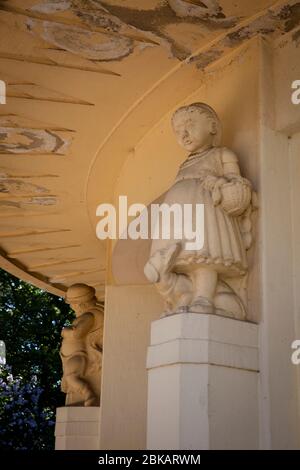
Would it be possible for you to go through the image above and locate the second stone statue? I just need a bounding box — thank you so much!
[60,284,104,406]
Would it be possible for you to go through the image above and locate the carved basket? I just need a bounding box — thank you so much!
[220,180,251,216]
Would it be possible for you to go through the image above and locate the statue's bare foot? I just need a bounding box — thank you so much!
[189,296,215,314]
[175,305,189,313]
[84,396,98,407]
[160,305,190,317]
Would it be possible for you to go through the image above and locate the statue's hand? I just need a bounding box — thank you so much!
[202,175,218,192]
[211,177,227,206]
[61,326,75,338]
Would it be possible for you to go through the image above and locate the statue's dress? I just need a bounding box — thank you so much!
[150,146,248,277]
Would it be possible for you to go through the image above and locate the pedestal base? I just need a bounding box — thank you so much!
[55,407,100,450]
[146,313,259,450]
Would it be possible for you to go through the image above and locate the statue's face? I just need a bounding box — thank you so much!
[172,109,215,152]
[70,300,96,316]
[70,302,82,316]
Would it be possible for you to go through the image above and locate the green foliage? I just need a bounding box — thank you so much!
[0,269,75,449]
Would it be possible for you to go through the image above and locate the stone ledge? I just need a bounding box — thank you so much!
[56,406,100,423]
[147,338,259,371]
[55,407,100,450]
[150,313,258,348]
[55,421,99,437]
[147,313,259,371]
[55,436,99,451]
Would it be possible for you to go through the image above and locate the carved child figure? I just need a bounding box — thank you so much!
[60,284,103,406]
[144,103,256,319]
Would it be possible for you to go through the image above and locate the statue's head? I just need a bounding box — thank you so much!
[65,283,97,316]
[171,102,221,153]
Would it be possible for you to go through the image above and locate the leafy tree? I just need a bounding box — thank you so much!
[0,269,75,449]
[0,365,54,450]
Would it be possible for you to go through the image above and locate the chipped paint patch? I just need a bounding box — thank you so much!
[0,0,235,64]
[292,27,300,45]
[83,0,237,60]
[222,15,277,48]
[0,197,58,208]
[24,196,58,205]
[31,1,72,14]
[189,48,222,69]
[277,2,300,32]
[168,0,236,27]
[188,2,300,70]
[90,0,163,8]
[63,0,225,60]
[75,9,122,32]
[0,179,49,196]
[2,0,300,68]
[29,19,134,61]
[73,4,124,33]
[224,2,300,47]
[0,127,71,154]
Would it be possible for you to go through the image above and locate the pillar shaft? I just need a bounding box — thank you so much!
[146,313,259,450]
[55,407,100,450]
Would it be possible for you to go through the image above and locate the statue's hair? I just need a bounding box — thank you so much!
[171,102,222,146]
[66,283,96,303]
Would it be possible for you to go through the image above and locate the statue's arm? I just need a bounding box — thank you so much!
[61,325,74,338]
[221,148,241,177]
[73,313,94,339]
[203,148,240,193]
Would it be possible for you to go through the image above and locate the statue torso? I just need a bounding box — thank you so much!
[175,147,223,183]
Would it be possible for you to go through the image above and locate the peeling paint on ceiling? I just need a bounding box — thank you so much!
[0,196,58,208]
[292,27,300,45]
[168,0,236,25]
[188,1,300,69]
[42,20,134,61]
[4,0,237,62]
[1,0,300,69]
[24,196,58,205]
[81,0,237,59]
[0,127,72,154]
[0,178,49,195]
[31,1,72,14]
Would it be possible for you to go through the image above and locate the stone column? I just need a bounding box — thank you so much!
[99,284,163,450]
[55,407,100,450]
[146,313,259,450]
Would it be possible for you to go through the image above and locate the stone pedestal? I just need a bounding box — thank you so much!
[146,313,259,450]
[55,407,100,450]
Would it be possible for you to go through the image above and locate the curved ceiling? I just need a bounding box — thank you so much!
[0,0,299,299]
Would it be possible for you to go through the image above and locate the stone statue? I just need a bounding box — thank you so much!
[60,284,104,406]
[144,103,257,320]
